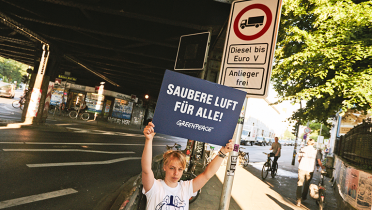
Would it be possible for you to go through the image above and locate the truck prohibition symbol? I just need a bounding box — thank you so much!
[240,16,264,29]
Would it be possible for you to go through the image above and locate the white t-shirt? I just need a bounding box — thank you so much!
[143,179,194,210]
[298,145,317,172]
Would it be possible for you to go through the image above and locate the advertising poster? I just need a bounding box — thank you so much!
[112,99,133,120]
[152,70,246,146]
[104,100,111,117]
[334,157,342,184]
[339,165,348,199]
[346,168,359,205]
[50,86,64,105]
[86,93,104,113]
[357,171,372,209]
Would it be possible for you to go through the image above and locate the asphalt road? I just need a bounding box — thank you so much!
[0,103,187,210]
[0,89,23,122]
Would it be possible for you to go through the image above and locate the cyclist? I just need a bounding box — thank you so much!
[19,89,28,102]
[142,122,233,210]
[78,101,88,114]
[269,137,281,172]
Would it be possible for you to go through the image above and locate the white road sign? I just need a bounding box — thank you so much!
[218,0,283,98]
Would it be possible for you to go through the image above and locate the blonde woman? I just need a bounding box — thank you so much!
[142,122,233,210]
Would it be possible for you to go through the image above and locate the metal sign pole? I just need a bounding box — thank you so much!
[219,96,248,210]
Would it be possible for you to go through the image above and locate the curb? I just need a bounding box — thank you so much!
[109,174,142,210]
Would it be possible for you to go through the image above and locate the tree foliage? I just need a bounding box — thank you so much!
[309,121,331,139]
[272,0,372,125]
[283,128,296,139]
[0,57,28,85]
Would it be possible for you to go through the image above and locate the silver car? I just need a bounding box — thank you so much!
[0,83,16,98]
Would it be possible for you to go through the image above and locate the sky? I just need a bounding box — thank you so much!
[245,83,301,136]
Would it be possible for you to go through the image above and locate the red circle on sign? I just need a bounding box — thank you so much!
[233,4,272,41]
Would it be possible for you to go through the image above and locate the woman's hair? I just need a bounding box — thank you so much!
[163,150,187,169]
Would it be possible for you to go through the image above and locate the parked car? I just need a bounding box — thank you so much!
[0,82,15,98]
[279,139,286,146]
[256,136,266,146]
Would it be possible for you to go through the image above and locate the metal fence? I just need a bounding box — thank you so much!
[335,118,372,167]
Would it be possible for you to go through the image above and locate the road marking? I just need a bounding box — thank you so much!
[0,142,167,146]
[0,188,77,209]
[27,157,142,167]
[3,149,135,154]
[54,123,77,126]
[65,127,164,138]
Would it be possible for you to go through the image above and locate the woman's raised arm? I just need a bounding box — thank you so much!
[142,122,156,193]
[192,140,233,193]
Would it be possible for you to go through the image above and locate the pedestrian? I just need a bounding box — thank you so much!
[141,122,233,210]
[315,149,323,172]
[325,146,329,156]
[296,138,325,206]
[269,137,281,172]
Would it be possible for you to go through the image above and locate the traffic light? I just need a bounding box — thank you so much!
[292,124,298,136]
[21,75,29,83]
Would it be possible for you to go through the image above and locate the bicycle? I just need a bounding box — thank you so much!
[203,145,216,168]
[261,152,278,179]
[317,170,327,210]
[309,169,328,210]
[238,147,249,167]
[166,143,182,151]
[12,97,25,110]
[68,108,90,120]
[48,102,62,116]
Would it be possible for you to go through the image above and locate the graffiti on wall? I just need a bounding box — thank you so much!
[108,117,130,125]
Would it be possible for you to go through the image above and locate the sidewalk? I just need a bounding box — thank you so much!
[189,163,338,210]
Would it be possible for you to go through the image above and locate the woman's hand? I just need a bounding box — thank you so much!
[221,139,233,154]
[143,122,156,140]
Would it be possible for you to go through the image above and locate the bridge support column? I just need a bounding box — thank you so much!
[24,44,50,124]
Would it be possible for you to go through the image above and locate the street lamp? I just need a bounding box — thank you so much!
[145,94,149,100]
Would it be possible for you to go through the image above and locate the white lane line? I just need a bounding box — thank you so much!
[3,149,135,154]
[0,142,166,146]
[0,188,77,209]
[54,123,77,126]
[66,127,152,137]
[27,157,142,167]
[0,142,24,144]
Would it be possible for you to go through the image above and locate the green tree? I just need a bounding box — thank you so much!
[272,0,372,125]
[308,121,331,140]
[0,57,28,85]
[283,128,296,139]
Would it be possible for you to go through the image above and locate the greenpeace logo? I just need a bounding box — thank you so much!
[176,120,214,132]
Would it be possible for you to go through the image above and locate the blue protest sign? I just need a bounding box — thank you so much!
[152,70,246,146]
